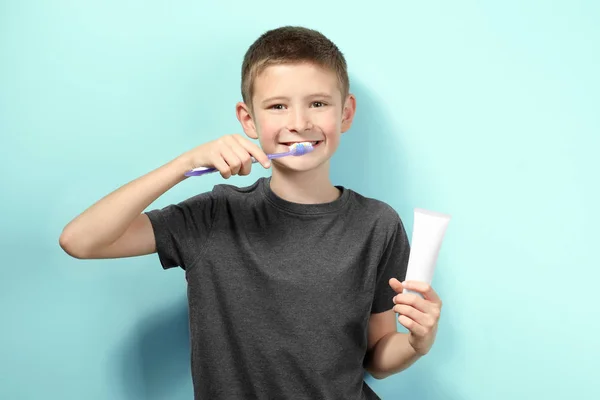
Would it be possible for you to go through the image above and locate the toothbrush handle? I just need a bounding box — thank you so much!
[184,166,220,177]
[184,151,292,177]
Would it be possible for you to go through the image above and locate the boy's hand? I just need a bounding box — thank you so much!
[183,134,271,179]
[389,278,442,356]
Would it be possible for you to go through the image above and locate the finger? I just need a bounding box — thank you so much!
[230,145,253,176]
[396,294,442,323]
[211,145,235,178]
[212,156,232,179]
[220,146,242,176]
[402,281,442,304]
[393,292,430,314]
[236,135,270,168]
[397,315,428,337]
[389,278,404,294]
[393,304,436,329]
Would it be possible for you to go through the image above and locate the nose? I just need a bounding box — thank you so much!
[286,108,313,133]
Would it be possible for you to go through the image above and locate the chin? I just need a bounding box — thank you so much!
[273,157,329,173]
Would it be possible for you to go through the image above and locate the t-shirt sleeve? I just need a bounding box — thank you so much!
[144,189,218,271]
[371,212,410,313]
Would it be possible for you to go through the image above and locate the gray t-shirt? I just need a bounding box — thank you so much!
[145,177,409,399]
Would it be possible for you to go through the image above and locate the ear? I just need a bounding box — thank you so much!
[341,93,357,133]
[236,101,259,139]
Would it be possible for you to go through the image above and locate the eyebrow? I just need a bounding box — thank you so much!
[261,96,288,105]
[261,93,334,105]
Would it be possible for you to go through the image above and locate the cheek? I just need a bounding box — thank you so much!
[317,113,342,137]
[255,117,279,139]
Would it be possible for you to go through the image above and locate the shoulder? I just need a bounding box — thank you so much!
[212,177,262,196]
[347,189,405,230]
[209,177,264,205]
[181,177,263,205]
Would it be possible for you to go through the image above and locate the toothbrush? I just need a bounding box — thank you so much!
[184,141,315,177]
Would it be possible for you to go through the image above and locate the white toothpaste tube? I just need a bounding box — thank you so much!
[403,208,451,296]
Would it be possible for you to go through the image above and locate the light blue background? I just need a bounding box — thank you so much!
[1,1,599,399]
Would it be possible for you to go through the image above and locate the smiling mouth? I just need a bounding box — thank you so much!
[282,140,322,147]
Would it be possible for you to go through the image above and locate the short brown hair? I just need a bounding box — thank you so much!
[241,26,349,107]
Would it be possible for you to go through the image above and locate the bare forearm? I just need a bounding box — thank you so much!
[59,154,191,255]
[365,332,422,379]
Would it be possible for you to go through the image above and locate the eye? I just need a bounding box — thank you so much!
[311,101,326,108]
[270,104,285,110]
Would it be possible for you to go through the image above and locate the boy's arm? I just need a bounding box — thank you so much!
[364,309,421,379]
[365,279,442,379]
[59,134,270,260]
[59,156,190,259]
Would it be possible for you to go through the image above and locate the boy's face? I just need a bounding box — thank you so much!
[236,62,355,173]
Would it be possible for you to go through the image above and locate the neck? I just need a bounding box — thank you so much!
[269,162,340,204]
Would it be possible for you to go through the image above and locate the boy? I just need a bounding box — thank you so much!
[59,26,442,399]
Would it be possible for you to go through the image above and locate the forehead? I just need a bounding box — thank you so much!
[252,62,340,99]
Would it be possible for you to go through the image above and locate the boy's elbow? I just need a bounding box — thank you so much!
[59,229,88,259]
[366,368,390,380]
[364,362,390,380]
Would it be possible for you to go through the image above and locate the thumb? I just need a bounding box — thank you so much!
[389,277,404,294]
